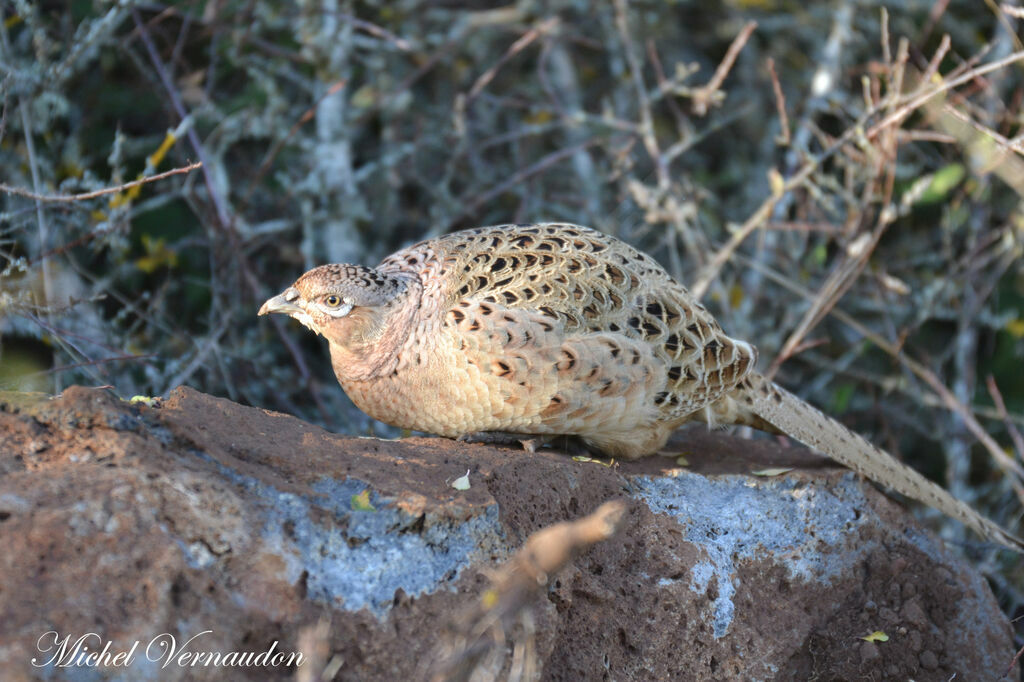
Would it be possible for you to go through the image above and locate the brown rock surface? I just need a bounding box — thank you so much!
[0,385,1017,681]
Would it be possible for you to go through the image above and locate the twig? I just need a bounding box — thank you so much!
[880,9,892,68]
[987,0,1024,54]
[691,153,824,299]
[919,0,952,44]
[163,316,231,392]
[169,11,192,76]
[866,49,1024,139]
[0,75,9,144]
[467,17,559,102]
[326,11,414,51]
[734,251,1024,497]
[131,8,232,229]
[30,228,110,267]
[767,58,790,145]
[430,501,627,682]
[896,129,957,144]
[243,80,347,207]
[614,0,667,189]
[691,20,757,116]
[293,617,342,682]
[1007,642,1024,679]
[1,12,60,386]
[1003,3,1024,19]
[3,354,157,388]
[691,46,1024,299]
[646,39,690,141]
[940,101,1024,156]
[986,376,1024,463]
[767,39,906,377]
[921,34,952,87]
[351,32,466,130]
[131,8,331,422]
[0,162,202,202]
[797,350,1024,429]
[20,312,105,385]
[451,138,599,224]
[765,221,840,233]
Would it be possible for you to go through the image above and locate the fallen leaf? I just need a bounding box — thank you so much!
[350,489,375,511]
[573,456,615,468]
[451,470,471,491]
[751,467,794,477]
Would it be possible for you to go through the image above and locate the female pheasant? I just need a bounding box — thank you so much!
[259,222,1023,551]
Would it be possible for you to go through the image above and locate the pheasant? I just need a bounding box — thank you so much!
[259,222,1023,551]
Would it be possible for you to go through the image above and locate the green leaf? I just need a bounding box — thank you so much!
[811,243,828,267]
[831,383,854,414]
[350,489,375,511]
[916,163,965,205]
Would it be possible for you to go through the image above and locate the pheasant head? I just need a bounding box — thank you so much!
[259,264,419,381]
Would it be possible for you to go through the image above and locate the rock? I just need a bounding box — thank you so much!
[0,385,1017,681]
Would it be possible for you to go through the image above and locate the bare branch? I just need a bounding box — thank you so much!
[691,21,757,116]
[691,46,1024,298]
[0,162,202,202]
[866,49,1024,139]
[986,376,1024,464]
[614,0,667,189]
[767,58,790,145]
[467,17,559,102]
[732,252,1024,498]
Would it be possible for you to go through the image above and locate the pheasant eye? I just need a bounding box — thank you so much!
[325,295,342,307]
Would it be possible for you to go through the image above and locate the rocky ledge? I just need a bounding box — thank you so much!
[0,386,1016,681]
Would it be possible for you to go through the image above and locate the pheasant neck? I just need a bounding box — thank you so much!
[327,273,422,383]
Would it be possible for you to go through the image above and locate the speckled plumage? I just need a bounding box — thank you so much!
[260,223,1022,551]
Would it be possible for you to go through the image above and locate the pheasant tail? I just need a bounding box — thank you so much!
[743,372,1024,553]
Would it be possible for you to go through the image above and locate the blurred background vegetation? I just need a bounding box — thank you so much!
[2,0,1024,644]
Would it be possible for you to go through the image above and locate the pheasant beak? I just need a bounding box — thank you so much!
[258,287,304,317]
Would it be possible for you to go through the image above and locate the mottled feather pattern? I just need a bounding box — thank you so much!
[379,223,757,428]
[262,222,1023,551]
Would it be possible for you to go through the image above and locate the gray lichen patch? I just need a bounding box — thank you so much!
[634,471,876,638]
[182,447,505,618]
[288,478,504,617]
